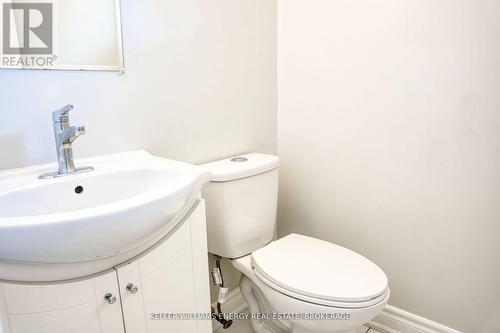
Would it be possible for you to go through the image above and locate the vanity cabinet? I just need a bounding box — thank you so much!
[0,270,124,333]
[0,201,211,333]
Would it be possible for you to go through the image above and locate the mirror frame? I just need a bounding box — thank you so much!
[0,0,125,73]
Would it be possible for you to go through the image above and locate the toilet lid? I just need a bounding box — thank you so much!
[251,234,388,303]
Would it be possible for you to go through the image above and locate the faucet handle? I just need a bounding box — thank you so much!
[52,104,74,123]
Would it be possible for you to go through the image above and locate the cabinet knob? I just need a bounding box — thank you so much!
[104,293,117,304]
[126,283,139,294]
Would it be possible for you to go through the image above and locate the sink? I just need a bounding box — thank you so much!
[0,150,210,282]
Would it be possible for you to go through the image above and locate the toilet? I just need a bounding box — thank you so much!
[201,153,389,333]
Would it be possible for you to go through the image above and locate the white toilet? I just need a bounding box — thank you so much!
[202,153,389,333]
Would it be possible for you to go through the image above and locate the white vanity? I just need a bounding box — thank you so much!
[0,151,213,333]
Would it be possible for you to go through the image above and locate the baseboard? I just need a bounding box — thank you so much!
[212,287,249,331]
[368,305,463,333]
[211,288,463,333]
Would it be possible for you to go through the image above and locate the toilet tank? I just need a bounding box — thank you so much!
[201,153,279,258]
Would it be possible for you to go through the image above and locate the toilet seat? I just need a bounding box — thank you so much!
[253,270,389,308]
[251,234,388,308]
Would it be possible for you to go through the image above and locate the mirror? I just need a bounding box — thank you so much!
[0,0,124,72]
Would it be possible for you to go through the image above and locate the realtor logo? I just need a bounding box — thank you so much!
[2,2,53,55]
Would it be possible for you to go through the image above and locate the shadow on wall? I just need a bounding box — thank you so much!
[0,134,26,170]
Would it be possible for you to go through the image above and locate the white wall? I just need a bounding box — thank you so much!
[0,0,276,170]
[278,1,500,332]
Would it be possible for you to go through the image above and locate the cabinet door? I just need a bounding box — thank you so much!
[117,200,211,333]
[0,270,124,333]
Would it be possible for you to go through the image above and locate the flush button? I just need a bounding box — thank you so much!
[230,157,248,162]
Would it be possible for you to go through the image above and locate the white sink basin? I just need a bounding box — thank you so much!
[0,150,210,282]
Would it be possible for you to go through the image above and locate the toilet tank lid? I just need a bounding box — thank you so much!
[200,153,279,182]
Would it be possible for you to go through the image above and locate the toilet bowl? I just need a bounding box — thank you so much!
[232,234,390,333]
[201,154,389,333]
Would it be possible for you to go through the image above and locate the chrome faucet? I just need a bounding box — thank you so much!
[39,105,94,179]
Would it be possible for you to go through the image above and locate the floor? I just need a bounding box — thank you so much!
[216,319,380,333]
